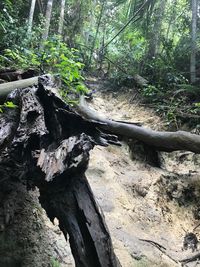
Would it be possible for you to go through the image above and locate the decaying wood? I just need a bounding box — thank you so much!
[132,74,148,87]
[0,68,37,82]
[0,69,23,82]
[39,174,121,267]
[77,96,200,153]
[0,75,121,267]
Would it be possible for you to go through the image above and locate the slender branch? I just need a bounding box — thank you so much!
[87,0,105,67]
[104,0,151,49]
[139,239,179,264]
[180,252,200,264]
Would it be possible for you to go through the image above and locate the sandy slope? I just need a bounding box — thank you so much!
[84,90,200,267]
[39,87,200,267]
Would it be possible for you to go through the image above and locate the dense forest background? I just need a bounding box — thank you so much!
[1,2,200,267]
[0,0,200,129]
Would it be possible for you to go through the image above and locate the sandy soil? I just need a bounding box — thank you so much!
[43,87,200,267]
[84,89,200,267]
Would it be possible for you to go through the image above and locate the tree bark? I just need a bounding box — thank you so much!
[147,0,166,59]
[39,174,121,267]
[0,75,121,267]
[190,0,197,83]
[42,0,54,41]
[58,0,66,35]
[0,76,39,101]
[87,0,105,68]
[37,0,45,14]
[28,0,36,34]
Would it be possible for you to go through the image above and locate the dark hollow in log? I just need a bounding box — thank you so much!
[0,75,121,267]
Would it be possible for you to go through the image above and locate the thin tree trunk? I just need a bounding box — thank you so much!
[37,0,45,14]
[190,0,197,83]
[58,0,66,35]
[87,0,105,68]
[27,0,36,34]
[104,0,151,49]
[147,0,166,59]
[166,0,177,41]
[42,0,54,41]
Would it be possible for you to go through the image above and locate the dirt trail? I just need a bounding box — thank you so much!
[44,83,200,267]
[83,85,200,267]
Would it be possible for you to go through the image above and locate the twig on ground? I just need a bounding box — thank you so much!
[180,252,200,264]
[139,238,179,264]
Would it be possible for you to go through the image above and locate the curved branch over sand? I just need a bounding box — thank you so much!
[76,96,200,153]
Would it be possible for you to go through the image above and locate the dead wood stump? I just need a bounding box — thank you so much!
[0,75,121,267]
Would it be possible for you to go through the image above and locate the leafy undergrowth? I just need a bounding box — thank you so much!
[140,83,200,131]
[0,35,89,105]
[104,75,200,131]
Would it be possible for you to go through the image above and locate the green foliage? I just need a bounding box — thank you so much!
[50,258,61,267]
[0,48,37,69]
[0,35,89,104]
[0,0,40,51]
[0,101,17,113]
[41,36,88,99]
[141,85,159,99]
[191,102,200,115]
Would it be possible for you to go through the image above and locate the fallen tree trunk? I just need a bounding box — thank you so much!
[0,77,200,153]
[0,76,121,267]
[77,97,200,153]
[132,74,148,87]
[0,76,39,99]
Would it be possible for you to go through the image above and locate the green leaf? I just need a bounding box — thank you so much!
[4,101,17,108]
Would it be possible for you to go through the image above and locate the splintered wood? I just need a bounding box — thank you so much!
[0,75,121,267]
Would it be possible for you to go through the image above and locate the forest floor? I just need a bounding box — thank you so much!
[48,78,200,267]
[84,78,200,267]
[3,78,200,267]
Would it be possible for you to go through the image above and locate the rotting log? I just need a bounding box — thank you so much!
[0,75,121,267]
[76,96,200,153]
